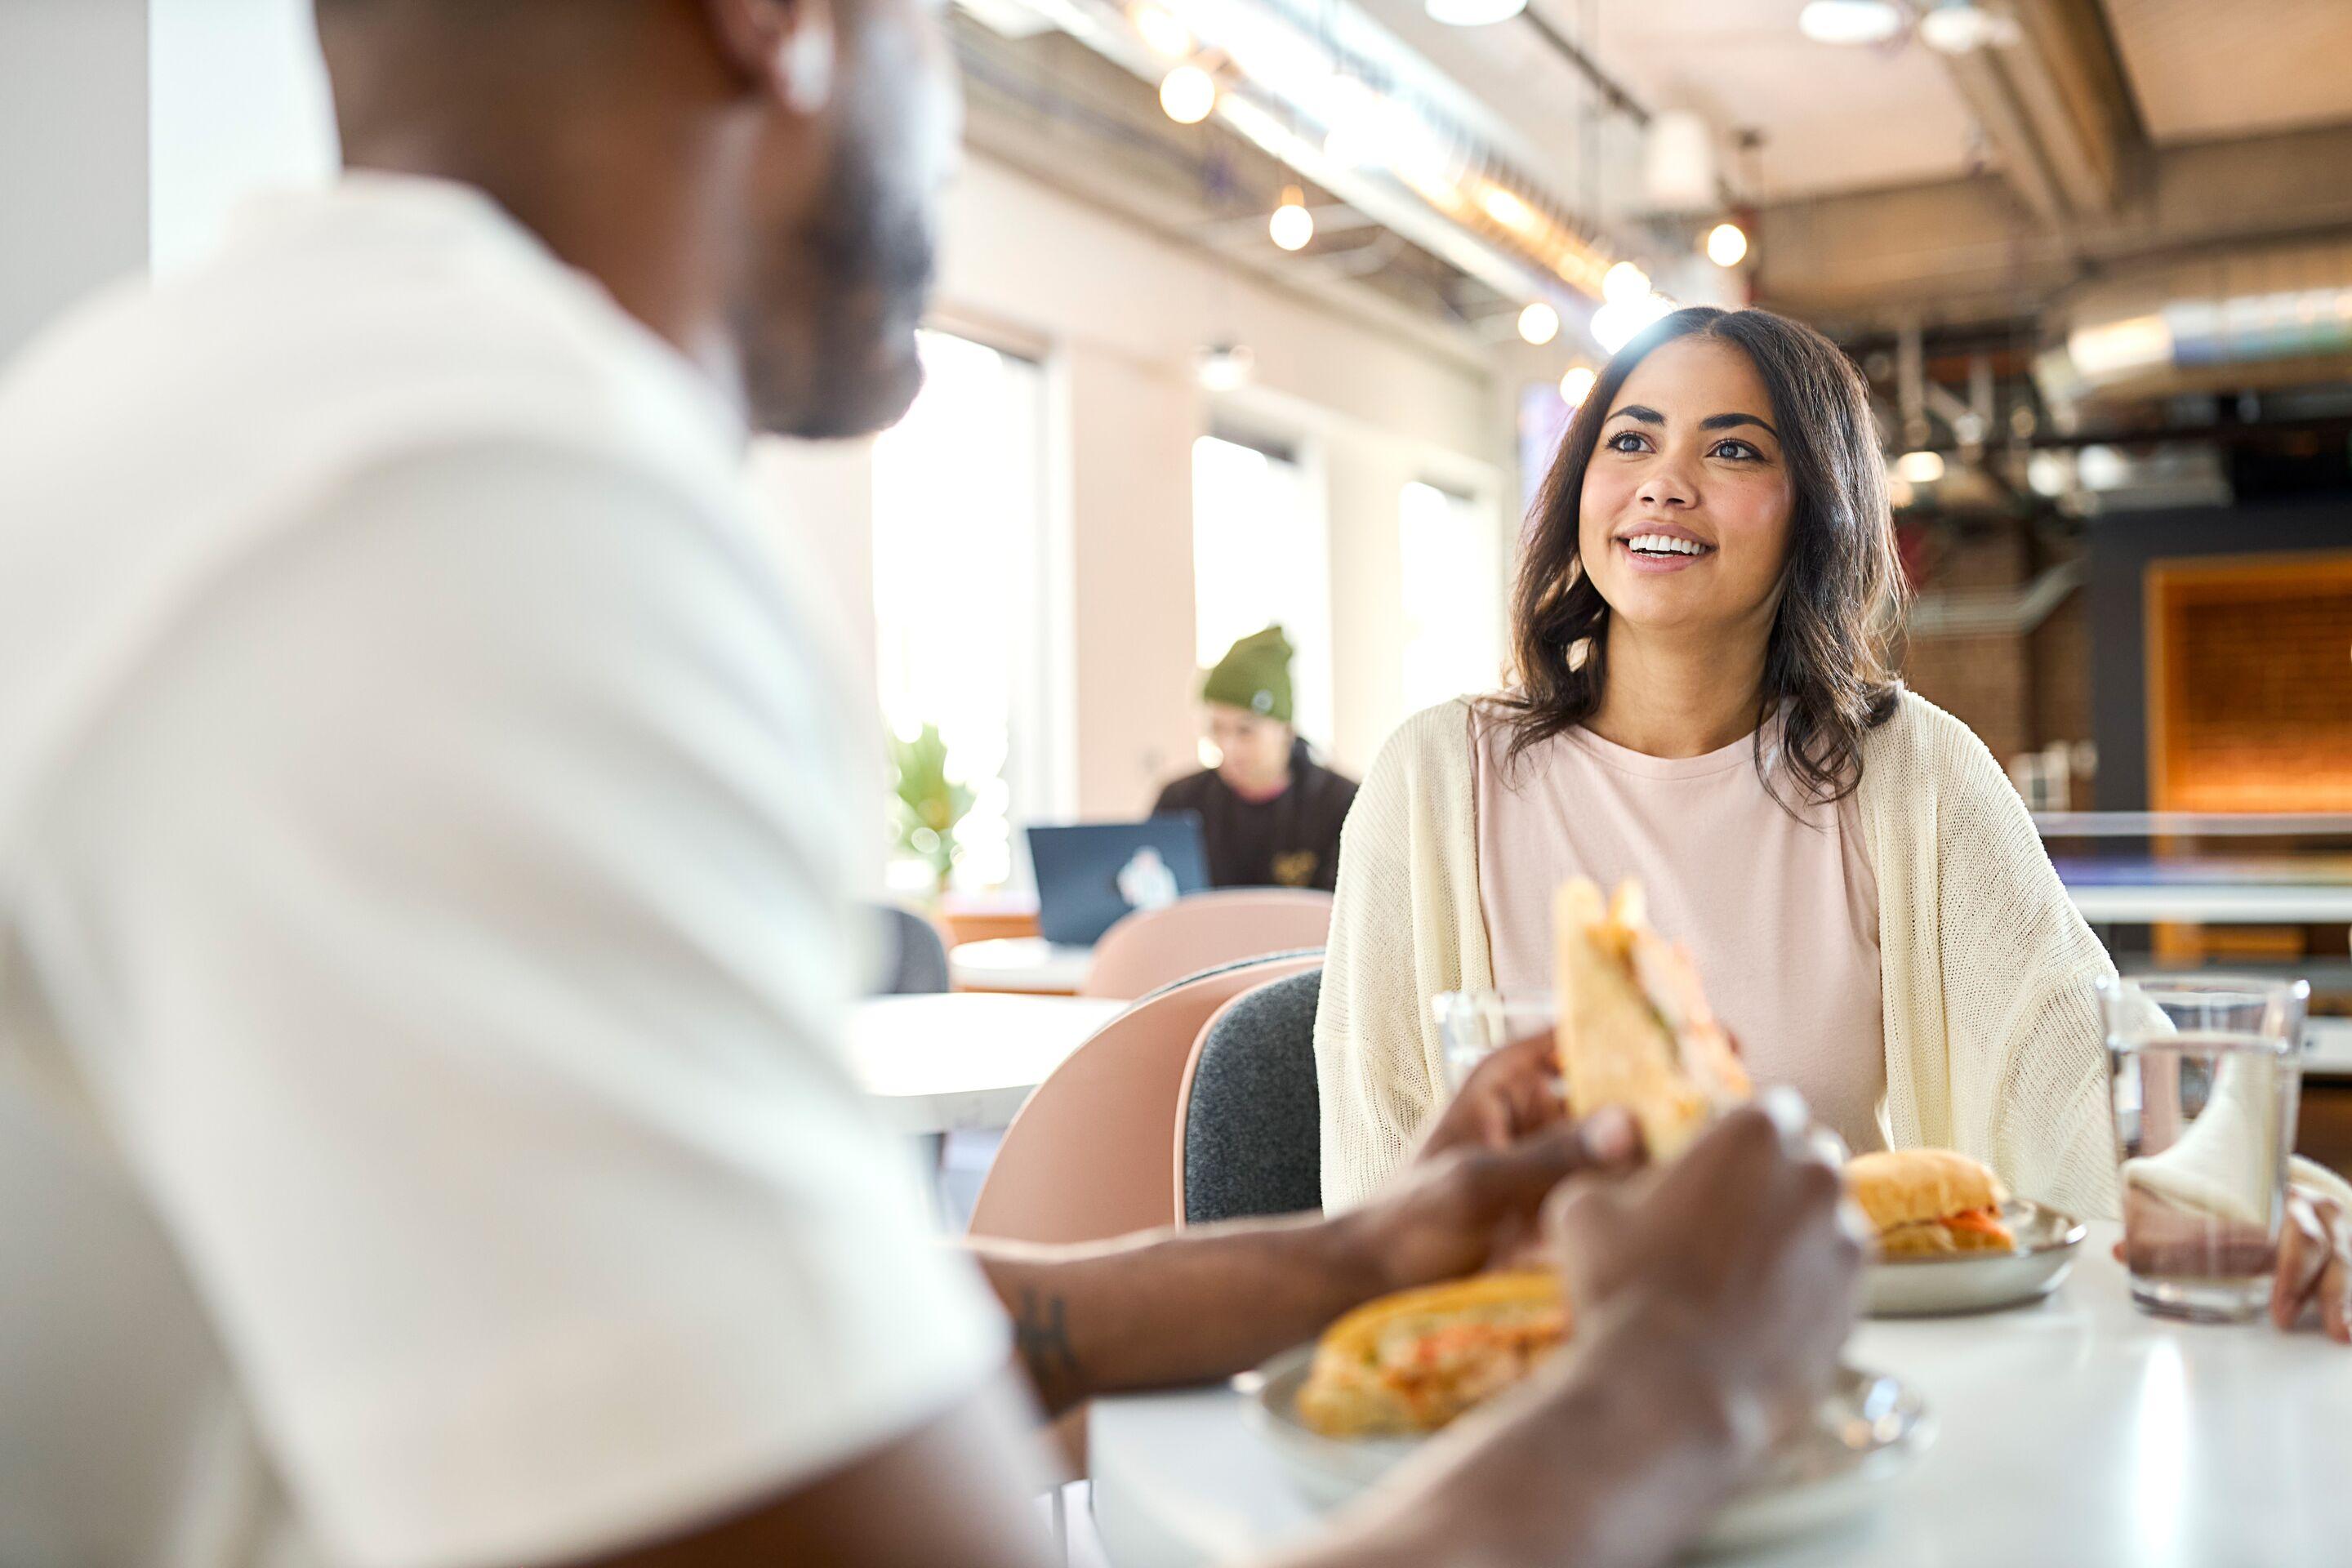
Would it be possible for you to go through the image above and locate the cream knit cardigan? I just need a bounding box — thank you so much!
[1315,691,2352,1221]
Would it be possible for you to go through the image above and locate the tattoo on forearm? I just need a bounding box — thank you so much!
[1013,1288,1085,1412]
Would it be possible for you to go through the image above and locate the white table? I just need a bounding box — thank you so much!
[1090,1223,2352,1568]
[949,937,1096,995]
[847,992,1126,1134]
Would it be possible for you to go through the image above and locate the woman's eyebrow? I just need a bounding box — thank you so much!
[1700,412,1779,437]
[1607,403,1666,424]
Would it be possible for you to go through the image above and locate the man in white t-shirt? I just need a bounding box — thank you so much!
[0,2,1866,1566]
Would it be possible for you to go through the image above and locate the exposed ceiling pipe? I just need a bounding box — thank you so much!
[1895,317,1929,451]
[1517,7,1648,127]
[1909,559,2084,639]
[2046,238,2352,405]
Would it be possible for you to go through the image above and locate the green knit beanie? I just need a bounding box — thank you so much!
[1203,625,1295,724]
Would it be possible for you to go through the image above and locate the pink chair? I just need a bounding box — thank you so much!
[1077,889,1334,1001]
[969,951,1324,1245]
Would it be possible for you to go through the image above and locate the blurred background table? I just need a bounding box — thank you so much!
[847,992,1125,1134]
[948,936,1094,996]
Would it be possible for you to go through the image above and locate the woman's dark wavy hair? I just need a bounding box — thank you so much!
[1492,305,1907,810]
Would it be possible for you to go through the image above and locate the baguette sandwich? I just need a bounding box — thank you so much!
[1294,1271,1567,1438]
[1552,878,1752,1160]
[1846,1148,2016,1257]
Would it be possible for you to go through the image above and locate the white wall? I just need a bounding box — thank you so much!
[764,150,1513,817]
[149,0,340,276]
[0,0,338,364]
[0,0,153,363]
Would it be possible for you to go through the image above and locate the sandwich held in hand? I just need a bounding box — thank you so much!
[1846,1149,2016,1258]
[1552,878,1752,1160]
[1296,1271,1567,1438]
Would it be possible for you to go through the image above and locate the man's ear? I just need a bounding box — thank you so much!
[702,0,837,114]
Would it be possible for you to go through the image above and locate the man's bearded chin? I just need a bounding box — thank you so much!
[739,160,937,441]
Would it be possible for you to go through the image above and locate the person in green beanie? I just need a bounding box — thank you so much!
[1152,626,1359,891]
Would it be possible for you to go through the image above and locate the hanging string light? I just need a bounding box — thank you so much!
[1159,64,1218,125]
[1129,1,1194,59]
[1602,261,1651,304]
[1269,186,1315,252]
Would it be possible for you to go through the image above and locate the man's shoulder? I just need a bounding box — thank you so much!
[0,189,768,853]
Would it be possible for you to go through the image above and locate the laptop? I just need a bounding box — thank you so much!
[1027,816,1211,947]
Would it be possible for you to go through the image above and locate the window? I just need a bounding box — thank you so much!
[871,331,1056,891]
[1191,434,1334,753]
[1399,480,1505,710]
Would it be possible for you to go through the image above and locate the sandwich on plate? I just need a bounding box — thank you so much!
[1295,1271,1567,1439]
[1846,1148,2017,1257]
[1552,877,1753,1160]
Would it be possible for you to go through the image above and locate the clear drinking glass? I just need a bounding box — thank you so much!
[1431,988,1555,1094]
[2100,974,2307,1322]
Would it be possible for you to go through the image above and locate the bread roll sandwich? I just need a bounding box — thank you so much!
[1846,1149,2016,1257]
[1552,878,1752,1160]
[1295,1271,1566,1438]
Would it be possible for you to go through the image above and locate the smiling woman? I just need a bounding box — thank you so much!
[1315,307,2118,1226]
[1500,309,1904,809]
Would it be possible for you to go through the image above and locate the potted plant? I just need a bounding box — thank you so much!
[887,723,975,896]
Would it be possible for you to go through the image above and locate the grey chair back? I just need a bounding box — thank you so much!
[1181,966,1322,1223]
[868,903,951,996]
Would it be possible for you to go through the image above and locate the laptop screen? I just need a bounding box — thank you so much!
[1026,816,1210,947]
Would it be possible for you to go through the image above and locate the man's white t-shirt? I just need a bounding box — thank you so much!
[0,176,1007,1568]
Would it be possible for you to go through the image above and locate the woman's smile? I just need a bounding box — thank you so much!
[1614,523,1717,572]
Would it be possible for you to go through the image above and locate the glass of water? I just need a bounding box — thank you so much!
[2100,974,2307,1322]
[1432,989,1556,1094]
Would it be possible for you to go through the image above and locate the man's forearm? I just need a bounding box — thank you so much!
[969,1214,1392,1416]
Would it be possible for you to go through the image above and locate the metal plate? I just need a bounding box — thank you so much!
[1239,1348,1933,1554]
[1864,1200,2087,1318]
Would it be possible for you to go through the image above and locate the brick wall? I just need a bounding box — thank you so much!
[2152,555,2352,810]
[1896,521,2091,773]
[2032,590,2092,750]
[1903,630,2035,760]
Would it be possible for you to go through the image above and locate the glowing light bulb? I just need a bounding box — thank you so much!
[1518,301,1561,345]
[1269,187,1314,252]
[1129,1,1193,59]
[1895,450,1946,484]
[1426,0,1526,24]
[1479,186,1538,233]
[1159,65,1217,126]
[1918,1,2022,54]
[1560,365,1597,407]
[1602,261,1650,305]
[1197,342,1254,392]
[1797,0,1902,44]
[1705,221,1748,268]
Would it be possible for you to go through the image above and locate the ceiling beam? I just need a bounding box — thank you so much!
[1930,0,2145,224]
[1752,118,2352,332]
